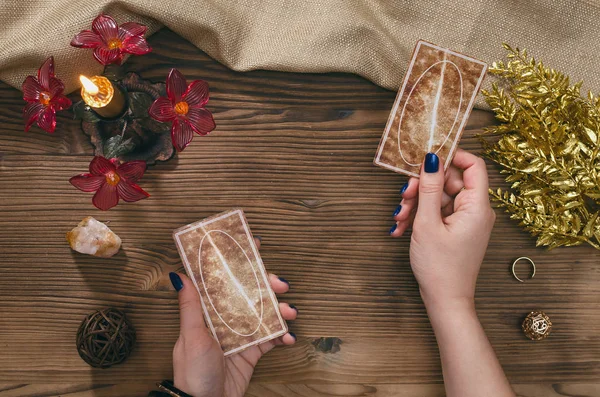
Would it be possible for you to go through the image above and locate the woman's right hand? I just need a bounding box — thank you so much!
[391,149,496,309]
[393,150,515,397]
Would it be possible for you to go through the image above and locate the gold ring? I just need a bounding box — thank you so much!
[512,257,536,282]
[454,186,466,198]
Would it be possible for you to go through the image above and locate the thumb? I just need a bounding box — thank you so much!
[169,272,208,336]
[416,153,445,224]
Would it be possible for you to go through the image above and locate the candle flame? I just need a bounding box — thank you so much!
[79,75,99,95]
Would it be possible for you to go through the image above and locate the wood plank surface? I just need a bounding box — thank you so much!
[1,383,600,397]
[0,28,599,396]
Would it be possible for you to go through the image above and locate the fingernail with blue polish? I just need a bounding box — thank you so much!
[424,152,439,173]
[389,223,397,235]
[255,235,262,242]
[169,272,183,291]
[289,332,297,340]
[289,304,298,313]
[400,182,408,195]
[393,205,402,217]
[278,277,290,286]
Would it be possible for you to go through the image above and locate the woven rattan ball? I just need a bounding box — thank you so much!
[76,308,136,368]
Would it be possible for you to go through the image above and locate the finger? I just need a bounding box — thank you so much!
[263,331,297,349]
[441,199,455,218]
[395,194,451,235]
[441,190,454,210]
[444,165,465,197]
[393,222,410,237]
[415,153,445,225]
[396,176,456,217]
[451,149,489,202]
[279,302,298,320]
[280,332,297,345]
[269,274,290,294]
[392,205,416,237]
[400,178,419,200]
[394,196,416,222]
[397,185,452,222]
[394,212,414,236]
[254,236,261,249]
[389,221,400,237]
[170,272,208,335]
[256,338,279,358]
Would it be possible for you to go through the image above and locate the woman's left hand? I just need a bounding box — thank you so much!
[170,237,297,397]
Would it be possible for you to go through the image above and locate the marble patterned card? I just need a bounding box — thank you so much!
[173,209,287,356]
[374,40,487,177]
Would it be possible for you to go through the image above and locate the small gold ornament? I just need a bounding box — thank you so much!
[522,310,552,340]
[482,44,600,250]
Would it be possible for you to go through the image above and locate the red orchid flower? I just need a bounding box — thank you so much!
[70,156,150,211]
[148,69,216,151]
[22,56,72,133]
[71,14,151,65]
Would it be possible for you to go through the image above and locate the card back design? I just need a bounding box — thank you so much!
[173,209,287,356]
[374,40,487,177]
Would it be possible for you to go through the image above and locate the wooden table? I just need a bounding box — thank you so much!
[0,29,599,397]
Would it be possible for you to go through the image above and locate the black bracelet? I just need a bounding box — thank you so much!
[154,380,194,397]
[147,392,170,397]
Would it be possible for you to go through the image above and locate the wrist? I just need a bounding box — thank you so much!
[156,380,195,397]
[420,290,476,318]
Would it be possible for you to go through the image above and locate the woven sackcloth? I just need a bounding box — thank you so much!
[2,0,600,109]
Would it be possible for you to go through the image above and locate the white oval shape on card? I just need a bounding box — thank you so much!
[398,60,463,166]
[198,230,263,337]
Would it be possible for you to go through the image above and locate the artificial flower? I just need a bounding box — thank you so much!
[148,69,216,151]
[71,14,151,65]
[70,156,150,211]
[22,56,72,133]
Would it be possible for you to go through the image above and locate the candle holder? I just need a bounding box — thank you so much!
[73,71,174,165]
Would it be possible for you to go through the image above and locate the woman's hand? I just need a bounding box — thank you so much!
[390,149,496,308]
[169,237,297,397]
[391,151,514,397]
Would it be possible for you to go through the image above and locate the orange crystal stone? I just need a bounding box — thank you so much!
[39,91,51,106]
[107,38,122,50]
[105,171,121,186]
[174,101,189,115]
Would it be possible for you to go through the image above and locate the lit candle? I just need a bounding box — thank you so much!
[80,75,126,119]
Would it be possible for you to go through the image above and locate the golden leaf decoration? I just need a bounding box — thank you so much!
[482,44,600,250]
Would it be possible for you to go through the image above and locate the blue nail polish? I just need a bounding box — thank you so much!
[393,205,402,217]
[255,235,262,242]
[289,332,297,340]
[169,272,183,291]
[400,182,408,195]
[278,277,290,286]
[424,153,439,173]
[289,304,298,312]
[389,223,397,234]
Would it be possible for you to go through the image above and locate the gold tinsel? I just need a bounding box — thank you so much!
[481,44,600,250]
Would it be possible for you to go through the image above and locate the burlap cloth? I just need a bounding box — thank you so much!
[2,0,599,109]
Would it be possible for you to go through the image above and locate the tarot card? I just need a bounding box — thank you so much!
[173,209,287,356]
[374,40,487,177]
